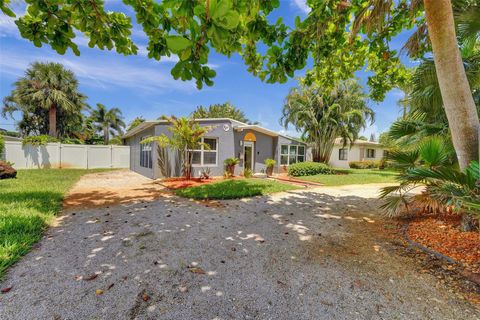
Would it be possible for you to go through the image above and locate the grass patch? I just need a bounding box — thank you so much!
[175,178,299,200]
[296,169,398,186]
[0,169,105,278]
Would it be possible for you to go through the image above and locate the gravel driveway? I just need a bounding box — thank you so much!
[1,184,478,319]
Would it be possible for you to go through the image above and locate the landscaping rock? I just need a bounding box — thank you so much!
[0,161,17,179]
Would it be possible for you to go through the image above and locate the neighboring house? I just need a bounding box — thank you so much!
[328,138,387,168]
[123,118,307,179]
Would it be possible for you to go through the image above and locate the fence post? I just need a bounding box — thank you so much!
[110,145,113,168]
[86,145,89,169]
[58,143,62,168]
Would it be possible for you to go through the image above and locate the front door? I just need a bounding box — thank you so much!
[244,142,254,171]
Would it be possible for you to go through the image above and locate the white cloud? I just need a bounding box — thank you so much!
[0,14,19,38]
[0,49,195,93]
[291,0,311,14]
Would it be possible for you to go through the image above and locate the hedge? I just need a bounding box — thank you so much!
[288,161,336,176]
[0,135,4,156]
[348,160,382,169]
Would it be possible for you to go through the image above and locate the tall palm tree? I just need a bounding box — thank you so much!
[90,103,125,144]
[282,79,374,163]
[2,62,87,138]
[351,0,480,170]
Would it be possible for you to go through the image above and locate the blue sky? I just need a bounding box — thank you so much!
[0,0,412,138]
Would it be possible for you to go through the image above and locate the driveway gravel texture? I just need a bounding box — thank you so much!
[1,184,479,320]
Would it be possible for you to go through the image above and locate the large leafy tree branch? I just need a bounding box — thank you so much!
[2,0,478,167]
[2,0,409,96]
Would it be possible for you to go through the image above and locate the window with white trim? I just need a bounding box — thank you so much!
[140,136,152,169]
[339,148,348,160]
[280,144,306,165]
[191,137,218,166]
[366,148,376,158]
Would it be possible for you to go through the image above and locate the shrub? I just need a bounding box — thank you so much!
[22,135,59,146]
[0,160,17,179]
[288,161,336,176]
[265,158,276,176]
[264,158,276,168]
[61,138,83,144]
[348,160,381,169]
[200,168,211,179]
[224,157,240,166]
[243,168,253,178]
[0,135,4,157]
[224,157,240,176]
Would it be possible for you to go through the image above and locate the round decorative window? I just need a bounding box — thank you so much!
[223,124,230,131]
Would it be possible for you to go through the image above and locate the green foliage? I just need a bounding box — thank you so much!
[60,138,83,145]
[22,135,59,146]
[288,161,336,177]
[224,157,240,166]
[0,169,103,277]
[282,79,373,163]
[243,168,253,178]
[175,178,298,200]
[90,103,126,145]
[297,169,398,186]
[191,102,250,123]
[126,117,145,132]
[1,0,420,96]
[379,136,478,218]
[0,135,4,156]
[2,62,88,138]
[108,136,123,145]
[142,116,211,179]
[264,158,276,168]
[348,160,381,169]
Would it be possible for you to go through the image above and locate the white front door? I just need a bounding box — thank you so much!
[243,141,254,172]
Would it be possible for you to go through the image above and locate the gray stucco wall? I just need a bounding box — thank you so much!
[125,127,156,179]
[153,119,235,178]
[126,120,306,178]
[233,129,275,174]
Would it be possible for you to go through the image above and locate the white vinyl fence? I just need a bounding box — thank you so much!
[2,141,130,169]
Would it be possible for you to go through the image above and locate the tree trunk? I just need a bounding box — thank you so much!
[424,0,480,231]
[48,105,57,138]
[103,125,109,145]
[424,0,480,170]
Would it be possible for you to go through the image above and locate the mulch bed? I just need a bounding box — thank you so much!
[160,177,216,190]
[406,214,480,274]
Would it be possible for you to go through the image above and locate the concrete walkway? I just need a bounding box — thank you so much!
[1,184,478,319]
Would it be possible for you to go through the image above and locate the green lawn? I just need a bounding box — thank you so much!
[175,178,299,200]
[296,169,399,186]
[0,169,103,278]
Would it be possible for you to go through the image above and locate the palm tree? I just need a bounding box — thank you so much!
[2,62,87,138]
[90,103,125,144]
[380,136,479,224]
[424,0,480,170]
[351,0,480,170]
[142,116,211,179]
[281,79,374,163]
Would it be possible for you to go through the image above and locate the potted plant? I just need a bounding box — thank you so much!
[224,157,240,177]
[264,158,276,176]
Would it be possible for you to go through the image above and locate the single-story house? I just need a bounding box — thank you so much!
[328,138,387,168]
[123,118,307,179]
